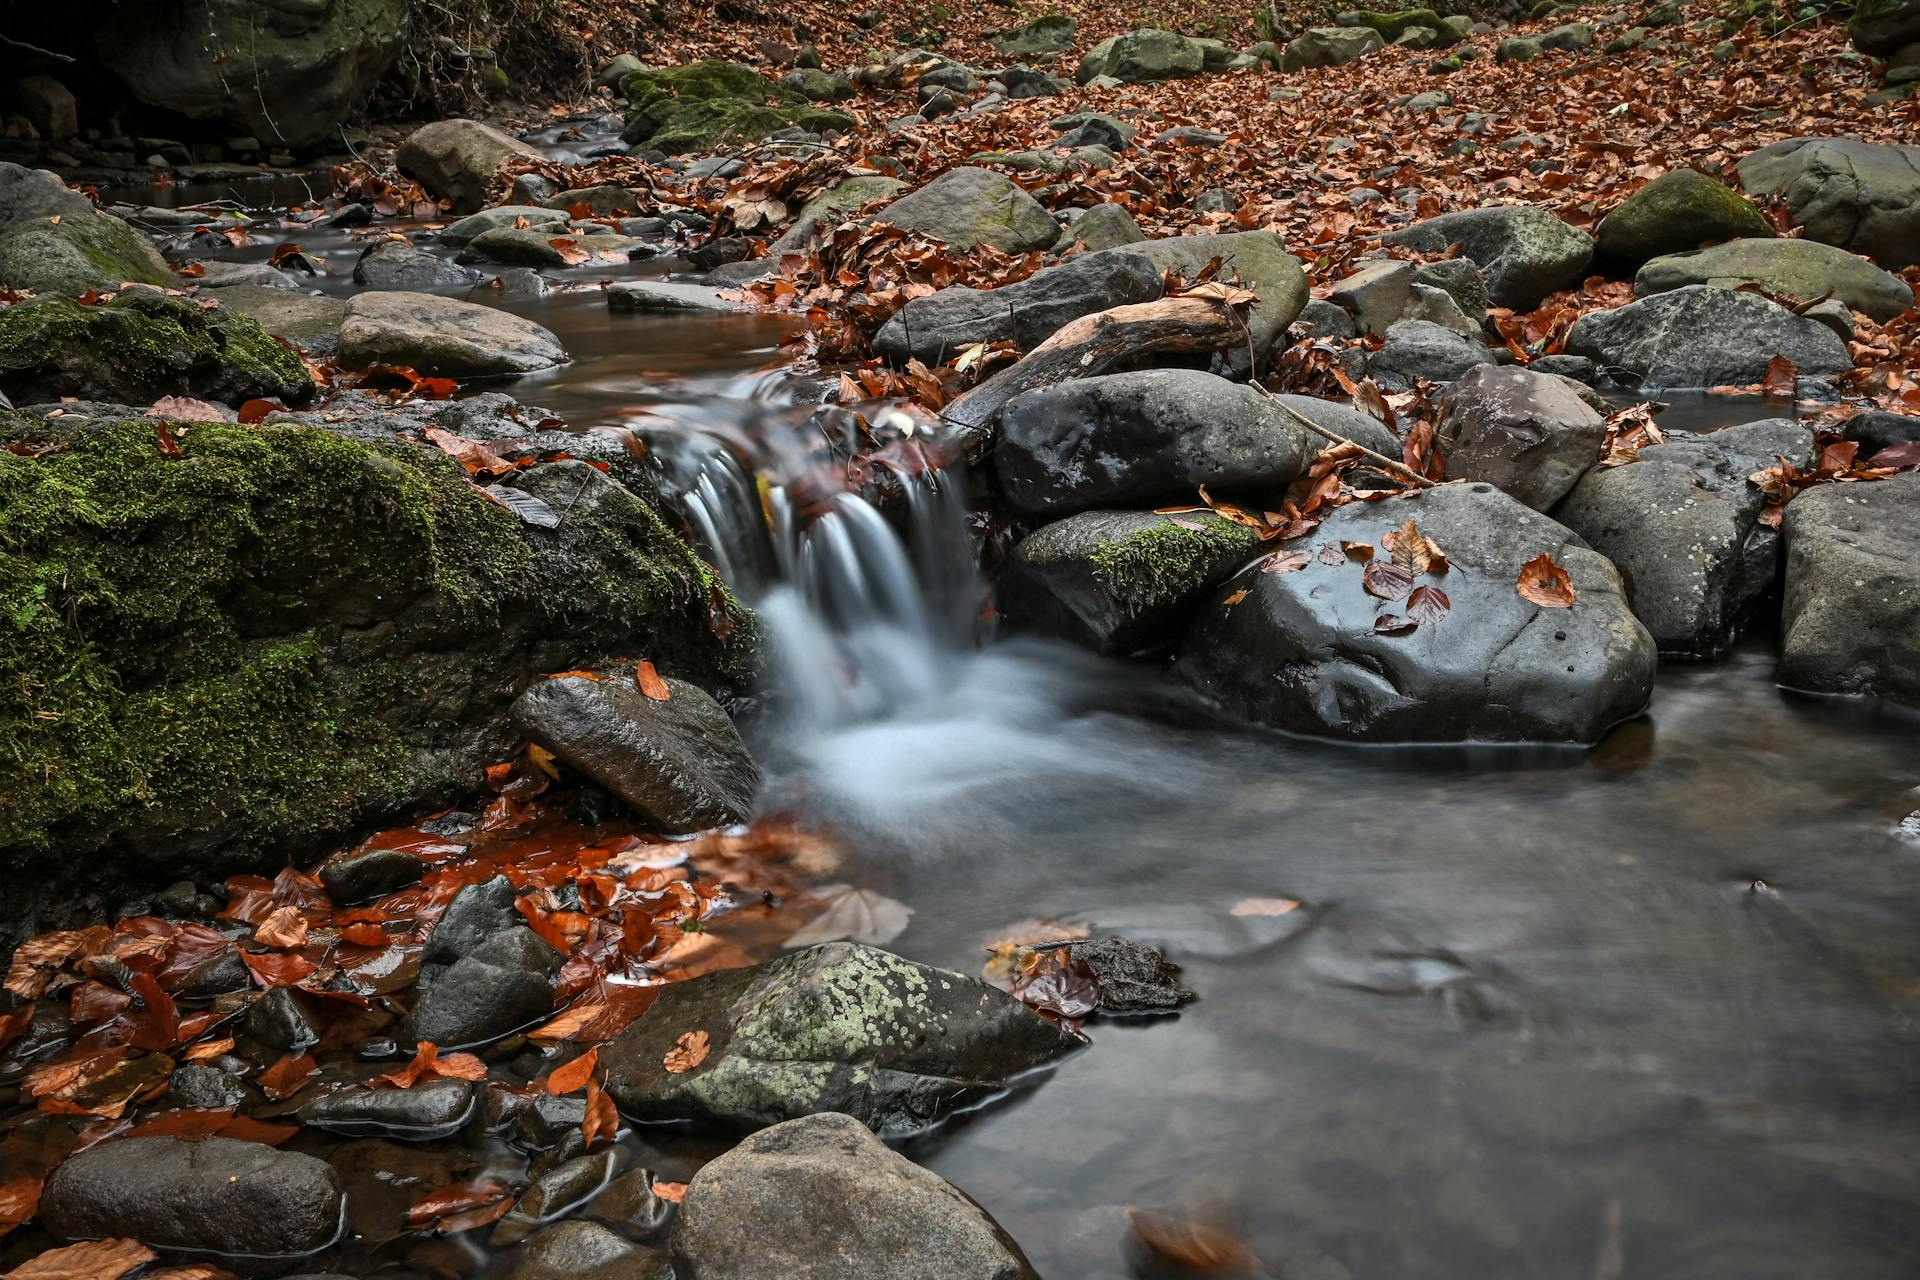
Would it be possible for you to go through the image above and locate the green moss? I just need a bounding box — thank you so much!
[1088,515,1263,606]
[619,60,857,152]
[1344,8,1459,43]
[0,214,173,297]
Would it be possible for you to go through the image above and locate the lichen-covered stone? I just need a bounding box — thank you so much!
[1337,8,1465,45]
[1075,29,1208,84]
[620,61,854,153]
[396,119,542,214]
[1382,205,1594,309]
[1634,237,1914,322]
[876,168,1059,254]
[1736,137,1920,270]
[990,13,1076,55]
[1779,470,1920,706]
[1595,169,1775,267]
[1282,27,1385,69]
[601,942,1082,1136]
[0,291,312,406]
[1564,285,1852,390]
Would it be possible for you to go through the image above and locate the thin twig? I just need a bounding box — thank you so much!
[1,34,76,61]
[1255,385,1439,488]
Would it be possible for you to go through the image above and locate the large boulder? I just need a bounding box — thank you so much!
[0,419,753,947]
[405,926,559,1047]
[1594,168,1775,268]
[875,168,1060,254]
[1851,0,1920,52]
[0,164,172,295]
[797,176,908,222]
[620,61,855,154]
[94,0,408,151]
[1281,27,1386,69]
[1381,205,1595,309]
[207,284,348,356]
[41,1137,343,1256]
[1093,230,1309,363]
[1736,137,1920,270]
[990,14,1077,56]
[601,942,1081,1136]
[1634,237,1915,322]
[674,1113,1039,1280]
[354,242,489,292]
[511,671,759,833]
[1434,364,1606,509]
[1369,318,1508,390]
[0,292,313,406]
[1075,29,1207,84]
[1175,484,1656,743]
[338,292,567,377]
[998,510,1267,655]
[396,119,543,215]
[874,253,1164,365]
[1779,471,1920,706]
[1554,419,1815,657]
[995,370,1347,518]
[1564,285,1853,390]
[1336,8,1465,44]
[508,1221,673,1280]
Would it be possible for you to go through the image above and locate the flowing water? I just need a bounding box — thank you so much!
[70,185,1920,1278]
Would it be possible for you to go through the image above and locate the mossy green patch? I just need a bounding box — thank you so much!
[0,213,173,296]
[1088,514,1264,607]
[1342,8,1462,44]
[620,60,857,153]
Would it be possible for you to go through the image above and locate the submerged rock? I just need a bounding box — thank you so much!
[1381,205,1594,309]
[41,1136,343,1257]
[492,1150,624,1245]
[674,1113,1041,1279]
[422,875,519,965]
[353,242,488,291]
[505,1220,674,1280]
[1564,286,1852,390]
[875,253,1164,365]
[1737,136,1920,269]
[876,167,1060,253]
[601,942,1081,1135]
[338,291,568,377]
[1177,484,1656,743]
[300,1078,477,1139]
[317,845,425,905]
[1071,937,1195,1013]
[511,672,758,833]
[1780,470,1920,707]
[405,927,558,1047]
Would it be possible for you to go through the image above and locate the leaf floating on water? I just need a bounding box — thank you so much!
[1126,1207,1258,1274]
[483,485,562,528]
[1362,560,1415,601]
[1220,588,1250,606]
[1407,585,1451,624]
[1230,897,1299,917]
[4,1238,156,1280]
[257,1052,316,1101]
[634,661,671,701]
[543,1046,599,1096]
[662,1029,711,1074]
[406,1180,513,1233]
[784,884,913,948]
[1516,553,1576,608]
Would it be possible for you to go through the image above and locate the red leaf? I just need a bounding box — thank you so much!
[4,1238,156,1280]
[257,1052,316,1102]
[153,422,184,459]
[406,1181,514,1233]
[240,950,316,989]
[1362,560,1415,601]
[0,1175,42,1240]
[237,399,281,424]
[634,661,672,701]
[1761,354,1798,400]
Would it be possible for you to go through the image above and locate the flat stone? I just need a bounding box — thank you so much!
[338,292,568,377]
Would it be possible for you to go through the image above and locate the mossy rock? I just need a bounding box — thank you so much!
[1596,168,1775,267]
[0,417,755,944]
[620,61,854,152]
[988,13,1076,55]
[0,212,173,296]
[0,291,313,407]
[1336,9,1464,46]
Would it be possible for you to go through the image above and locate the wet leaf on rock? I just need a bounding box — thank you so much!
[482,485,562,528]
[257,1052,316,1101]
[383,1041,485,1088]
[582,1077,619,1150]
[662,1029,711,1074]
[783,885,912,948]
[634,661,671,701]
[3,1238,155,1280]
[1261,550,1309,574]
[1516,553,1576,608]
[1220,588,1250,606]
[543,1046,599,1096]
[1362,560,1415,601]
[1407,585,1450,624]
[1373,613,1416,635]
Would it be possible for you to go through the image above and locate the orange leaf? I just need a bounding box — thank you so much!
[1230,897,1299,917]
[543,1046,599,1096]
[253,905,309,950]
[582,1077,619,1150]
[4,1238,156,1280]
[1761,354,1798,399]
[662,1029,710,1073]
[0,1176,43,1239]
[651,1180,687,1203]
[1516,553,1576,609]
[634,661,671,701]
[257,1052,316,1102]
[405,1181,513,1233]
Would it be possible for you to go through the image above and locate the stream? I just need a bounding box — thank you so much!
[51,179,1920,1280]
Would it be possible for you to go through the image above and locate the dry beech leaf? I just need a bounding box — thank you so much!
[1362,560,1415,601]
[652,1180,687,1203]
[5,1238,157,1280]
[1230,897,1299,917]
[544,1046,599,1096]
[253,905,308,950]
[784,885,913,948]
[634,661,672,701]
[1516,553,1576,608]
[1220,588,1250,606]
[1407,585,1451,624]
[663,1029,711,1074]
[582,1077,619,1149]
[1262,550,1310,574]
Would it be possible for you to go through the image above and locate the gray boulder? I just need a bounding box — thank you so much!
[354,243,487,291]
[997,66,1070,98]
[459,227,653,268]
[995,370,1339,518]
[1414,258,1492,322]
[1852,0,1920,53]
[1634,237,1914,322]
[505,1221,673,1280]
[1554,419,1816,657]
[0,163,172,295]
[601,942,1081,1136]
[299,1078,477,1139]
[998,510,1268,655]
[1061,203,1146,250]
[1779,470,1920,706]
[1093,230,1309,363]
[1736,137,1920,269]
[511,672,758,833]
[1594,168,1775,267]
[1435,364,1606,509]
[1330,260,1478,337]
[874,252,1164,365]
[607,281,749,313]
[94,0,407,151]
[991,14,1077,56]
[1564,286,1853,390]
[423,874,518,965]
[41,1137,343,1256]
[405,927,558,1047]
[1282,27,1386,68]
[338,292,568,377]
[1075,29,1208,84]
[1177,484,1656,743]
[875,168,1059,253]
[207,284,348,355]
[397,119,544,214]
[1381,205,1595,309]
[1369,319,1507,390]
[1845,411,1920,456]
[674,1113,1039,1280]
[439,205,568,246]
[798,176,908,221]
[779,68,855,102]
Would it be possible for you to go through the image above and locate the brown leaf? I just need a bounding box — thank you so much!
[257,1052,316,1101]
[544,1046,599,1096]
[651,1180,687,1203]
[1340,541,1374,562]
[547,237,591,266]
[253,905,309,950]
[582,1078,619,1150]
[4,1238,156,1280]
[1373,613,1417,635]
[0,1176,42,1240]
[663,1029,711,1074]
[634,661,671,701]
[1761,354,1798,399]
[1516,553,1576,609]
[1387,518,1433,573]
[1261,550,1310,574]
[405,1181,513,1233]
[1362,560,1415,601]
[1220,588,1250,606]
[1127,1208,1258,1273]
[1407,585,1450,624]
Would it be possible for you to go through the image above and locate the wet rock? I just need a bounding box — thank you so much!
[300,1077,477,1139]
[1282,27,1385,69]
[506,1220,673,1280]
[207,284,348,355]
[167,1062,249,1109]
[511,672,759,834]
[996,370,1345,519]
[1177,484,1656,743]
[318,845,425,905]
[875,252,1163,366]
[998,510,1267,655]
[404,928,558,1048]
[397,119,543,214]
[1414,257,1492,322]
[493,1149,624,1245]
[1369,318,1508,390]
[1070,937,1194,1013]
[1554,419,1815,657]
[338,292,568,377]
[1381,205,1594,309]
[1594,168,1774,268]
[876,167,1059,253]
[1736,137,1920,270]
[460,227,653,268]
[354,243,487,291]
[177,949,251,998]
[1434,364,1606,509]
[0,291,313,406]
[1634,237,1914,322]
[991,13,1077,56]
[585,1168,674,1237]
[41,1136,344,1256]
[95,0,407,151]
[1329,260,1478,338]
[1780,470,1920,706]
[602,942,1081,1135]
[1564,286,1852,390]
[1093,230,1309,363]
[1075,29,1208,84]
[440,205,569,246]
[195,260,303,290]
[246,986,319,1053]
[423,875,521,965]
[1293,297,1358,339]
[674,1112,1040,1279]
[541,184,646,216]
[511,1092,587,1150]
[606,281,749,313]
[1844,410,1920,456]
[997,66,1070,98]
